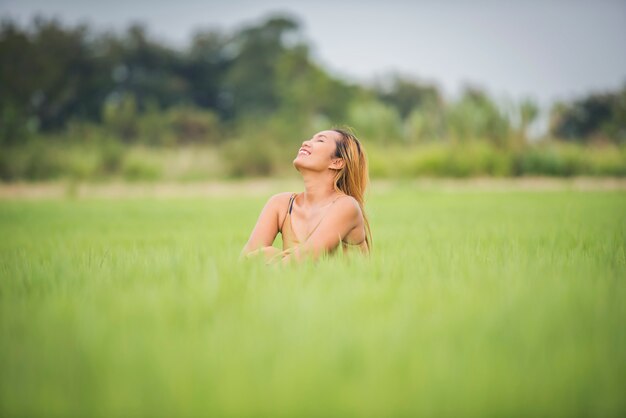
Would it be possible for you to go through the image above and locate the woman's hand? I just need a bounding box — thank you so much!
[266,247,301,266]
[241,246,282,262]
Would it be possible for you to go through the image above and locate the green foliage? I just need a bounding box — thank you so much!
[102,93,139,141]
[347,100,404,145]
[0,18,109,135]
[369,142,513,178]
[550,84,626,144]
[404,108,445,143]
[98,139,125,175]
[2,14,625,178]
[221,136,280,177]
[375,74,443,119]
[0,15,522,148]
[0,102,30,146]
[446,87,511,146]
[0,140,64,180]
[516,143,585,177]
[222,16,300,118]
[515,141,626,177]
[274,46,356,124]
[1,188,625,416]
[165,106,222,145]
[585,144,626,176]
[136,105,223,146]
[518,98,539,141]
[118,147,162,181]
[1,137,624,182]
[99,98,224,146]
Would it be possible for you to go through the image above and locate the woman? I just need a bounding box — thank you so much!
[240,128,372,265]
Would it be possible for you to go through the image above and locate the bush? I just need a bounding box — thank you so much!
[516,142,588,177]
[221,137,278,177]
[97,139,125,175]
[138,106,222,146]
[0,140,64,180]
[585,144,626,176]
[348,100,403,145]
[368,141,514,178]
[445,142,512,177]
[121,148,163,181]
[1,131,624,182]
[63,147,102,181]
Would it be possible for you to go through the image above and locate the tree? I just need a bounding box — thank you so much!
[519,99,539,141]
[375,74,443,120]
[550,85,626,144]
[0,17,111,138]
[446,86,511,146]
[222,15,301,118]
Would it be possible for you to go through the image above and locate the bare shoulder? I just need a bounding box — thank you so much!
[334,195,363,219]
[265,191,296,212]
[268,191,295,205]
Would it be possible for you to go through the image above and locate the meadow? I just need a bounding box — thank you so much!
[1,181,625,417]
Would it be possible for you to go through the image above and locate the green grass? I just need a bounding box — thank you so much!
[1,183,625,417]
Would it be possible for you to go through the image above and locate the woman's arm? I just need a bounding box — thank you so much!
[269,196,361,265]
[240,193,291,260]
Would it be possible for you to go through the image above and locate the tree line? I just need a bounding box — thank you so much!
[1,14,625,180]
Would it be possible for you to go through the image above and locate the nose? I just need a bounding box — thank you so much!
[301,139,311,148]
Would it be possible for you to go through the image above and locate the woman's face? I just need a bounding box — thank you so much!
[293,130,343,172]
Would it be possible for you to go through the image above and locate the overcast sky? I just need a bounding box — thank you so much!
[2,0,625,108]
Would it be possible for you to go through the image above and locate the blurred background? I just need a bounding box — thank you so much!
[1,0,625,182]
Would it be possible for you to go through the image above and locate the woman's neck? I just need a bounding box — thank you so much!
[300,170,340,207]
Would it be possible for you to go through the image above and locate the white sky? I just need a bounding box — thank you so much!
[2,0,625,109]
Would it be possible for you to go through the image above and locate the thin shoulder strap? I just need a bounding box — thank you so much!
[288,192,297,214]
[279,193,297,233]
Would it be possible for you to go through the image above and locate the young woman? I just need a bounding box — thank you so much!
[240,128,372,265]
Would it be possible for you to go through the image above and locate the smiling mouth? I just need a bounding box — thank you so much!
[298,148,311,156]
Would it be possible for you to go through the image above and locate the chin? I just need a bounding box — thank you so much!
[293,155,322,172]
[293,158,315,173]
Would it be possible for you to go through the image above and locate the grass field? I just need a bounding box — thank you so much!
[1,181,625,417]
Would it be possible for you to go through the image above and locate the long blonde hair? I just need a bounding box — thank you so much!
[331,127,372,249]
